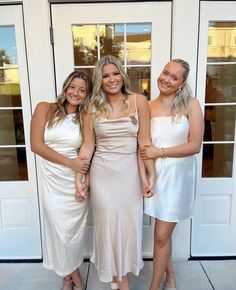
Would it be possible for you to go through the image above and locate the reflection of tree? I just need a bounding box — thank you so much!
[0,49,11,66]
[74,43,97,66]
[73,36,122,66]
[206,65,236,103]
[99,36,121,58]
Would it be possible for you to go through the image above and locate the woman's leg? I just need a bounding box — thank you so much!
[165,257,176,288]
[61,274,73,290]
[149,219,177,290]
[117,275,130,290]
[71,268,84,289]
[111,276,119,289]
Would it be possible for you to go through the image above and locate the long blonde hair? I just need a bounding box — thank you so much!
[90,55,132,124]
[47,70,93,128]
[170,59,192,118]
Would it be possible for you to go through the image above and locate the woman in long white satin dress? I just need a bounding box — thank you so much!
[30,71,92,290]
[140,59,204,290]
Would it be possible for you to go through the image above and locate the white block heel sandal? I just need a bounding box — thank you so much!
[110,282,119,289]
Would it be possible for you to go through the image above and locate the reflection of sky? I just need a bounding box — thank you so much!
[0,26,18,65]
[115,23,151,34]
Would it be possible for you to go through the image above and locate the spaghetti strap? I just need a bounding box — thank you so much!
[133,94,138,112]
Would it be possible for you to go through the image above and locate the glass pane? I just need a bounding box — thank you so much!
[0,26,18,66]
[0,147,28,181]
[0,68,21,107]
[0,109,25,145]
[208,22,236,62]
[204,106,236,141]
[72,25,97,66]
[99,24,124,62]
[75,67,94,78]
[206,64,236,103]
[202,144,234,177]
[126,23,151,65]
[127,67,150,99]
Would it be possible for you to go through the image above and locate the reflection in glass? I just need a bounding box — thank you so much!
[205,64,236,103]
[127,67,150,99]
[99,24,124,62]
[0,147,28,181]
[75,67,93,78]
[0,26,18,66]
[0,109,25,145]
[126,23,151,65]
[208,22,236,62]
[204,105,236,141]
[72,25,97,66]
[0,68,21,107]
[202,144,234,177]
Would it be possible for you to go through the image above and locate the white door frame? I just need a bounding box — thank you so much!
[0,4,41,259]
[51,1,172,258]
[191,1,236,257]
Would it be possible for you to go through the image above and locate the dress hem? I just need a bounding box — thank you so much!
[90,258,144,282]
[144,210,193,223]
[43,259,84,277]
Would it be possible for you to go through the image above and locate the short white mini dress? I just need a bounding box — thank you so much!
[144,115,196,222]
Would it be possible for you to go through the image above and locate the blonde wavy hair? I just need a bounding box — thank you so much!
[90,55,132,125]
[47,70,93,128]
[169,59,192,118]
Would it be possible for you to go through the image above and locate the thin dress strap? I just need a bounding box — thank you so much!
[133,94,138,113]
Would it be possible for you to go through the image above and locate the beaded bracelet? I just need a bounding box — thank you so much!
[160,147,165,158]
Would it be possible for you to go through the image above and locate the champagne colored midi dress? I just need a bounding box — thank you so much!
[144,115,196,222]
[90,105,144,282]
[40,114,88,276]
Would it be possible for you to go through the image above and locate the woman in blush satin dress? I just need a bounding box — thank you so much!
[140,59,204,290]
[75,55,155,290]
[30,71,92,290]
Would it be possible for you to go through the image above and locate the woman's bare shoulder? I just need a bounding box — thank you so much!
[35,101,51,111]
[32,102,52,120]
[189,97,201,111]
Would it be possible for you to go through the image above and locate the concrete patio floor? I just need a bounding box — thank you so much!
[0,259,236,290]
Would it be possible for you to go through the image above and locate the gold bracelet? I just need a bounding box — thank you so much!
[160,147,165,158]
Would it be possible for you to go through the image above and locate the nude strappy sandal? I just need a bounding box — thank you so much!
[73,277,85,290]
[61,278,73,290]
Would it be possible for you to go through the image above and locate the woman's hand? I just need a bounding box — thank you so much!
[69,156,90,173]
[75,181,89,202]
[141,178,154,198]
[140,145,159,160]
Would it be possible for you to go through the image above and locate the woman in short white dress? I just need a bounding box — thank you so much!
[30,71,92,290]
[141,59,204,290]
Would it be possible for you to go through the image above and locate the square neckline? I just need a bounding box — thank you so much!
[99,94,138,121]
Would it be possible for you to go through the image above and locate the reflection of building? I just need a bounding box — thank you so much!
[0,63,20,106]
[72,24,151,97]
[203,22,236,178]
[3,63,20,82]
[72,24,151,64]
[208,23,236,60]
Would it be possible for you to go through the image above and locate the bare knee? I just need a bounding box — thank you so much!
[154,231,170,248]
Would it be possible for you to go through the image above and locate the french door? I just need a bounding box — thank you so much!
[51,2,171,257]
[191,1,236,256]
[0,5,41,258]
